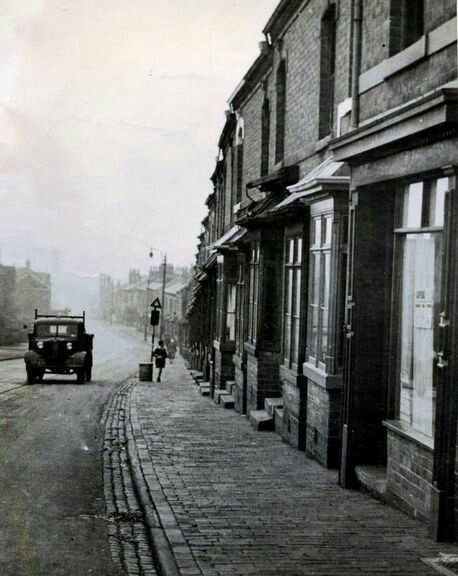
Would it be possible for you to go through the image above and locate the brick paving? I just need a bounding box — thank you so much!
[125,356,458,576]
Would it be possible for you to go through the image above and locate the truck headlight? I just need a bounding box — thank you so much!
[37,341,44,349]
[66,342,73,350]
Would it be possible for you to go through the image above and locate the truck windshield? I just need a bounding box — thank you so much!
[36,324,78,337]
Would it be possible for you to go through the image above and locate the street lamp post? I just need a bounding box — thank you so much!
[149,247,167,338]
[144,269,152,341]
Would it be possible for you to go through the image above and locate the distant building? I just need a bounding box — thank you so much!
[163,280,189,343]
[0,264,19,344]
[101,266,190,337]
[14,259,51,323]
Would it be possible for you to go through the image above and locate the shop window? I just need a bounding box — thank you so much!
[307,214,333,368]
[319,5,336,139]
[248,241,260,344]
[275,60,286,164]
[396,178,448,438]
[283,236,303,369]
[261,99,270,177]
[389,0,424,56]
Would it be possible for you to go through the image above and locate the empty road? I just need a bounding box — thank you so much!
[0,321,150,576]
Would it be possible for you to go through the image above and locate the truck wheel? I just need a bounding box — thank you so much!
[85,365,92,382]
[76,369,85,384]
[26,367,36,384]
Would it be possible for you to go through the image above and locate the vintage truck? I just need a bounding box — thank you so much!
[24,311,94,384]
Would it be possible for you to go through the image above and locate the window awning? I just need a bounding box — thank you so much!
[272,157,349,211]
[210,225,247,251]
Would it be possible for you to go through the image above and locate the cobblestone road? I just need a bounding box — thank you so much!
[127,356,458,576]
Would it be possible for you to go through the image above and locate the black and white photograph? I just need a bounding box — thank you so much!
[0,1,457,575]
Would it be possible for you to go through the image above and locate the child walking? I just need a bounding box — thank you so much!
[153,340,167,382]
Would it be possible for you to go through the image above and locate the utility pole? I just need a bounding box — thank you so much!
[148,247,167,338]
[161,253,167,337]
[144,279,149,341]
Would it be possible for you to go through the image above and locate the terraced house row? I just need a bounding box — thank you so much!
[186,0,458,541]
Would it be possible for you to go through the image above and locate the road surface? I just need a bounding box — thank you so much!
[0,321,150,576]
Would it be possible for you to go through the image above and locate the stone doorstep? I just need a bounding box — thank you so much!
[355,465,388,503]
[198,382,210,396]
[220,394,235,409]
[274,407,284,435]
[213,389,229,404]
[264,397,283,417]
[190,370,204,382]
[249,409,275,432]
[225,380,235,395]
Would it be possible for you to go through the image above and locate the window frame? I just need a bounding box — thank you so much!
[247,239,261,345]
[235,257,246,355]
[275,60,286,164]
[318,4,337,139]
[389,0,425,57]
[282,230,303,371]
[261,97,270,177]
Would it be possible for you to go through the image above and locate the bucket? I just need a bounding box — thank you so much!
[139,362,153,381]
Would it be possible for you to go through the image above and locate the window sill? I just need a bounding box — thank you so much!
[358,17,457,95]
[383,419,434,452]
[244,341,257,357]
[315,135,331,153]
[280,364,307,388]
[302,361,342,390]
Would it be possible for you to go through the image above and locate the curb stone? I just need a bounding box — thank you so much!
[102,379,158,576]
[125,380,201,576]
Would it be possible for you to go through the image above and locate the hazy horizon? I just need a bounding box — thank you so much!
[0,0,279,281]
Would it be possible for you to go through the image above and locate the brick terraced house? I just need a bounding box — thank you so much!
[186,0,458,541]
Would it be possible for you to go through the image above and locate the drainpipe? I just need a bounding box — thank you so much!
[351,0,363,128]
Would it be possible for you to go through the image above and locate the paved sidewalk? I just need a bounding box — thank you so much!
[0,343,27,361]
[126,356,458,576]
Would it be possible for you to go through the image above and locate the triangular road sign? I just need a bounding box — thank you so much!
[150,297,161,309]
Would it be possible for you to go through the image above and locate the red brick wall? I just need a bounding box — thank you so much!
[386,429,433,524]
[361,0,456,72]
[238,86,265,202]
[235,0,353,193]
[360,45,457,122]
[359,1,457,121]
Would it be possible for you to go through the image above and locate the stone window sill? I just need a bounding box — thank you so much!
[302,361,342,390]
[383,419,434,452]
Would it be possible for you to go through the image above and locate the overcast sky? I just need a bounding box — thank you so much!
[0,0,279,280]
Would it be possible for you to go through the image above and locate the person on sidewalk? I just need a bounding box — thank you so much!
[166,339,177,363]
[153,340,167,382]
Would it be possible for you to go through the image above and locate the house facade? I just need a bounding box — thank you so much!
[330,0,458,540]
[187,0,458,540]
